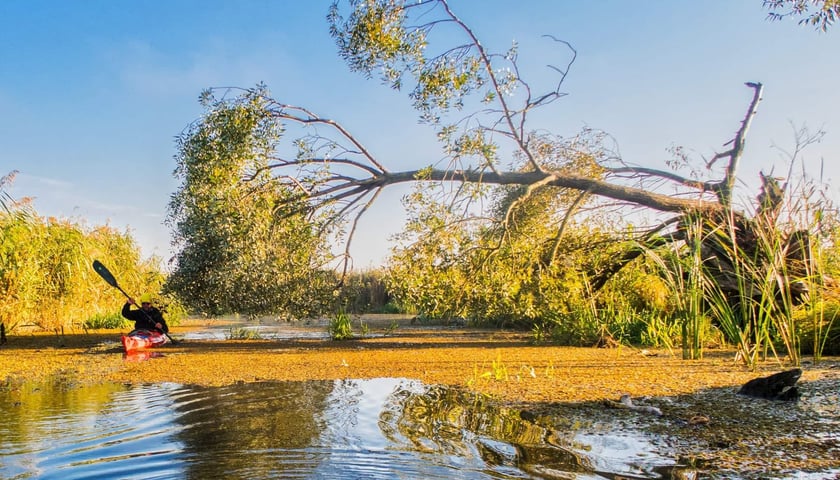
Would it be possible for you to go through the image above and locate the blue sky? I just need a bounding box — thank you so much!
[1,1,838,269]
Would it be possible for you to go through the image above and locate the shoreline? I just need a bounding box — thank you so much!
[0,321,785,402]
[2,319,839,478]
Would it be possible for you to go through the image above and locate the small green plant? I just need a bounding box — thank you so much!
[84,312,128,329]
[467,354,510,387]
[227,327,263,340]
[491,355,508,381]
[329,310,354,340]
[640,313,679,354]
[383,319,400,335]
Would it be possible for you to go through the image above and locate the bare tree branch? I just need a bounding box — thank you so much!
[237,77,764,242]
[439,1,543,173]
[709,81,764,206]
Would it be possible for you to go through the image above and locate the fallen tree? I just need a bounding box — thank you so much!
[180,1,837,364]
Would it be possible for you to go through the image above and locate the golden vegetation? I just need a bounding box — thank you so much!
[1,319,831,405]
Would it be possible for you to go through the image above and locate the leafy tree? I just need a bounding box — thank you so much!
[764,0,839,31]
[166,87,334,318]
[181,1,837,360]
[270,0,756,254]
[386,158,646,334]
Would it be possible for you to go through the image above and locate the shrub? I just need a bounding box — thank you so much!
[329,310,354,340]
[84,312,128,329]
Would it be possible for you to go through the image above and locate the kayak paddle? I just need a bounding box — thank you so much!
[92,260,177,343]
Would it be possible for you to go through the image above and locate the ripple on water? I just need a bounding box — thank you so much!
[1,378,691,479]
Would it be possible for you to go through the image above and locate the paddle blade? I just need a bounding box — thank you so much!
[92,260,119,288]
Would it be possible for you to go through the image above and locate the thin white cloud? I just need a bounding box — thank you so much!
[11,172,138,218]
[110,34,298,98]
[14,173,73,189]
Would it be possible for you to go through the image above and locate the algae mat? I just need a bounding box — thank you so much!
[1,319,838,478]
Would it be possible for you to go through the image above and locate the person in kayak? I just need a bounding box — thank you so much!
[122,293,169,333]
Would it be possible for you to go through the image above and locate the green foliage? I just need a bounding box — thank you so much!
[796,300,840,355]
[386,147,635,335]
[330,0,510,127]
[0,197,167,331]
[84,312,128,330]
[639,313,680,352]
[764,0,839,31]
[328,310,354,340]
[166,87,334,319]
[376,301,403,314]
[328,0,426,82]
[334,269,395,313]
[384,318,400,334]
[227,327,263,340]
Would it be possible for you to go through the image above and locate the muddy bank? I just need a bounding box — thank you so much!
[1,317,838,478]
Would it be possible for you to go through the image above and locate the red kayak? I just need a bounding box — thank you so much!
[121,329,169,353]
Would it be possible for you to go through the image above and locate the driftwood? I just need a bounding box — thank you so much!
[605,394,663,416]
[737,368,802,401]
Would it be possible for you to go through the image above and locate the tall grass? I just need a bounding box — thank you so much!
[0,201,179,332]
[643,216,708,360]
[644,171,840,368]
[784,176,840,364]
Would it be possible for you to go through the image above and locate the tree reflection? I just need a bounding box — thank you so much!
[380,384,597,474]
[171,380,333,478]
[0,381,127,449]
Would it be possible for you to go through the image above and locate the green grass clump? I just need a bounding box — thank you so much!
[329,310,353,340]
[84,312,128,329]
[227,327,263,340]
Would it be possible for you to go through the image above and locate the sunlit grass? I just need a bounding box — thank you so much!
[84,312,128,330]
[467,355,565,387]
[329,310,354,340]
[383,319,400,335]
[226,327,263,340]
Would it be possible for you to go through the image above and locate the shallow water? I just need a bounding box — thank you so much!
[183,321,331,341]
[0,378,690,479]
[181,317,392,341]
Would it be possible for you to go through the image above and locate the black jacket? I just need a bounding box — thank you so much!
[121,303,169,333]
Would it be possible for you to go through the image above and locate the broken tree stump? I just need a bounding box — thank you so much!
[737,368,802,401]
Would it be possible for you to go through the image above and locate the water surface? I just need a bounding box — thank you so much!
[0,378,687,479]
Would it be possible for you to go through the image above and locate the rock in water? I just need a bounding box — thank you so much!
[737,368,802,401]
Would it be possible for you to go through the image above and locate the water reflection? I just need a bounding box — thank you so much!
[173,380,333,478]
[384,384,688,479]
[0,379,688,479]
[0,382,185,479]
[123,351,165,362]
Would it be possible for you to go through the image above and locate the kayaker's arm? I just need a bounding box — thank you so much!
[148,308,169,334]
[92,260,178,343]
[121,302,135,319]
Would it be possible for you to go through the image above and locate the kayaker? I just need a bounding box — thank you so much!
[122,293,169,334]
